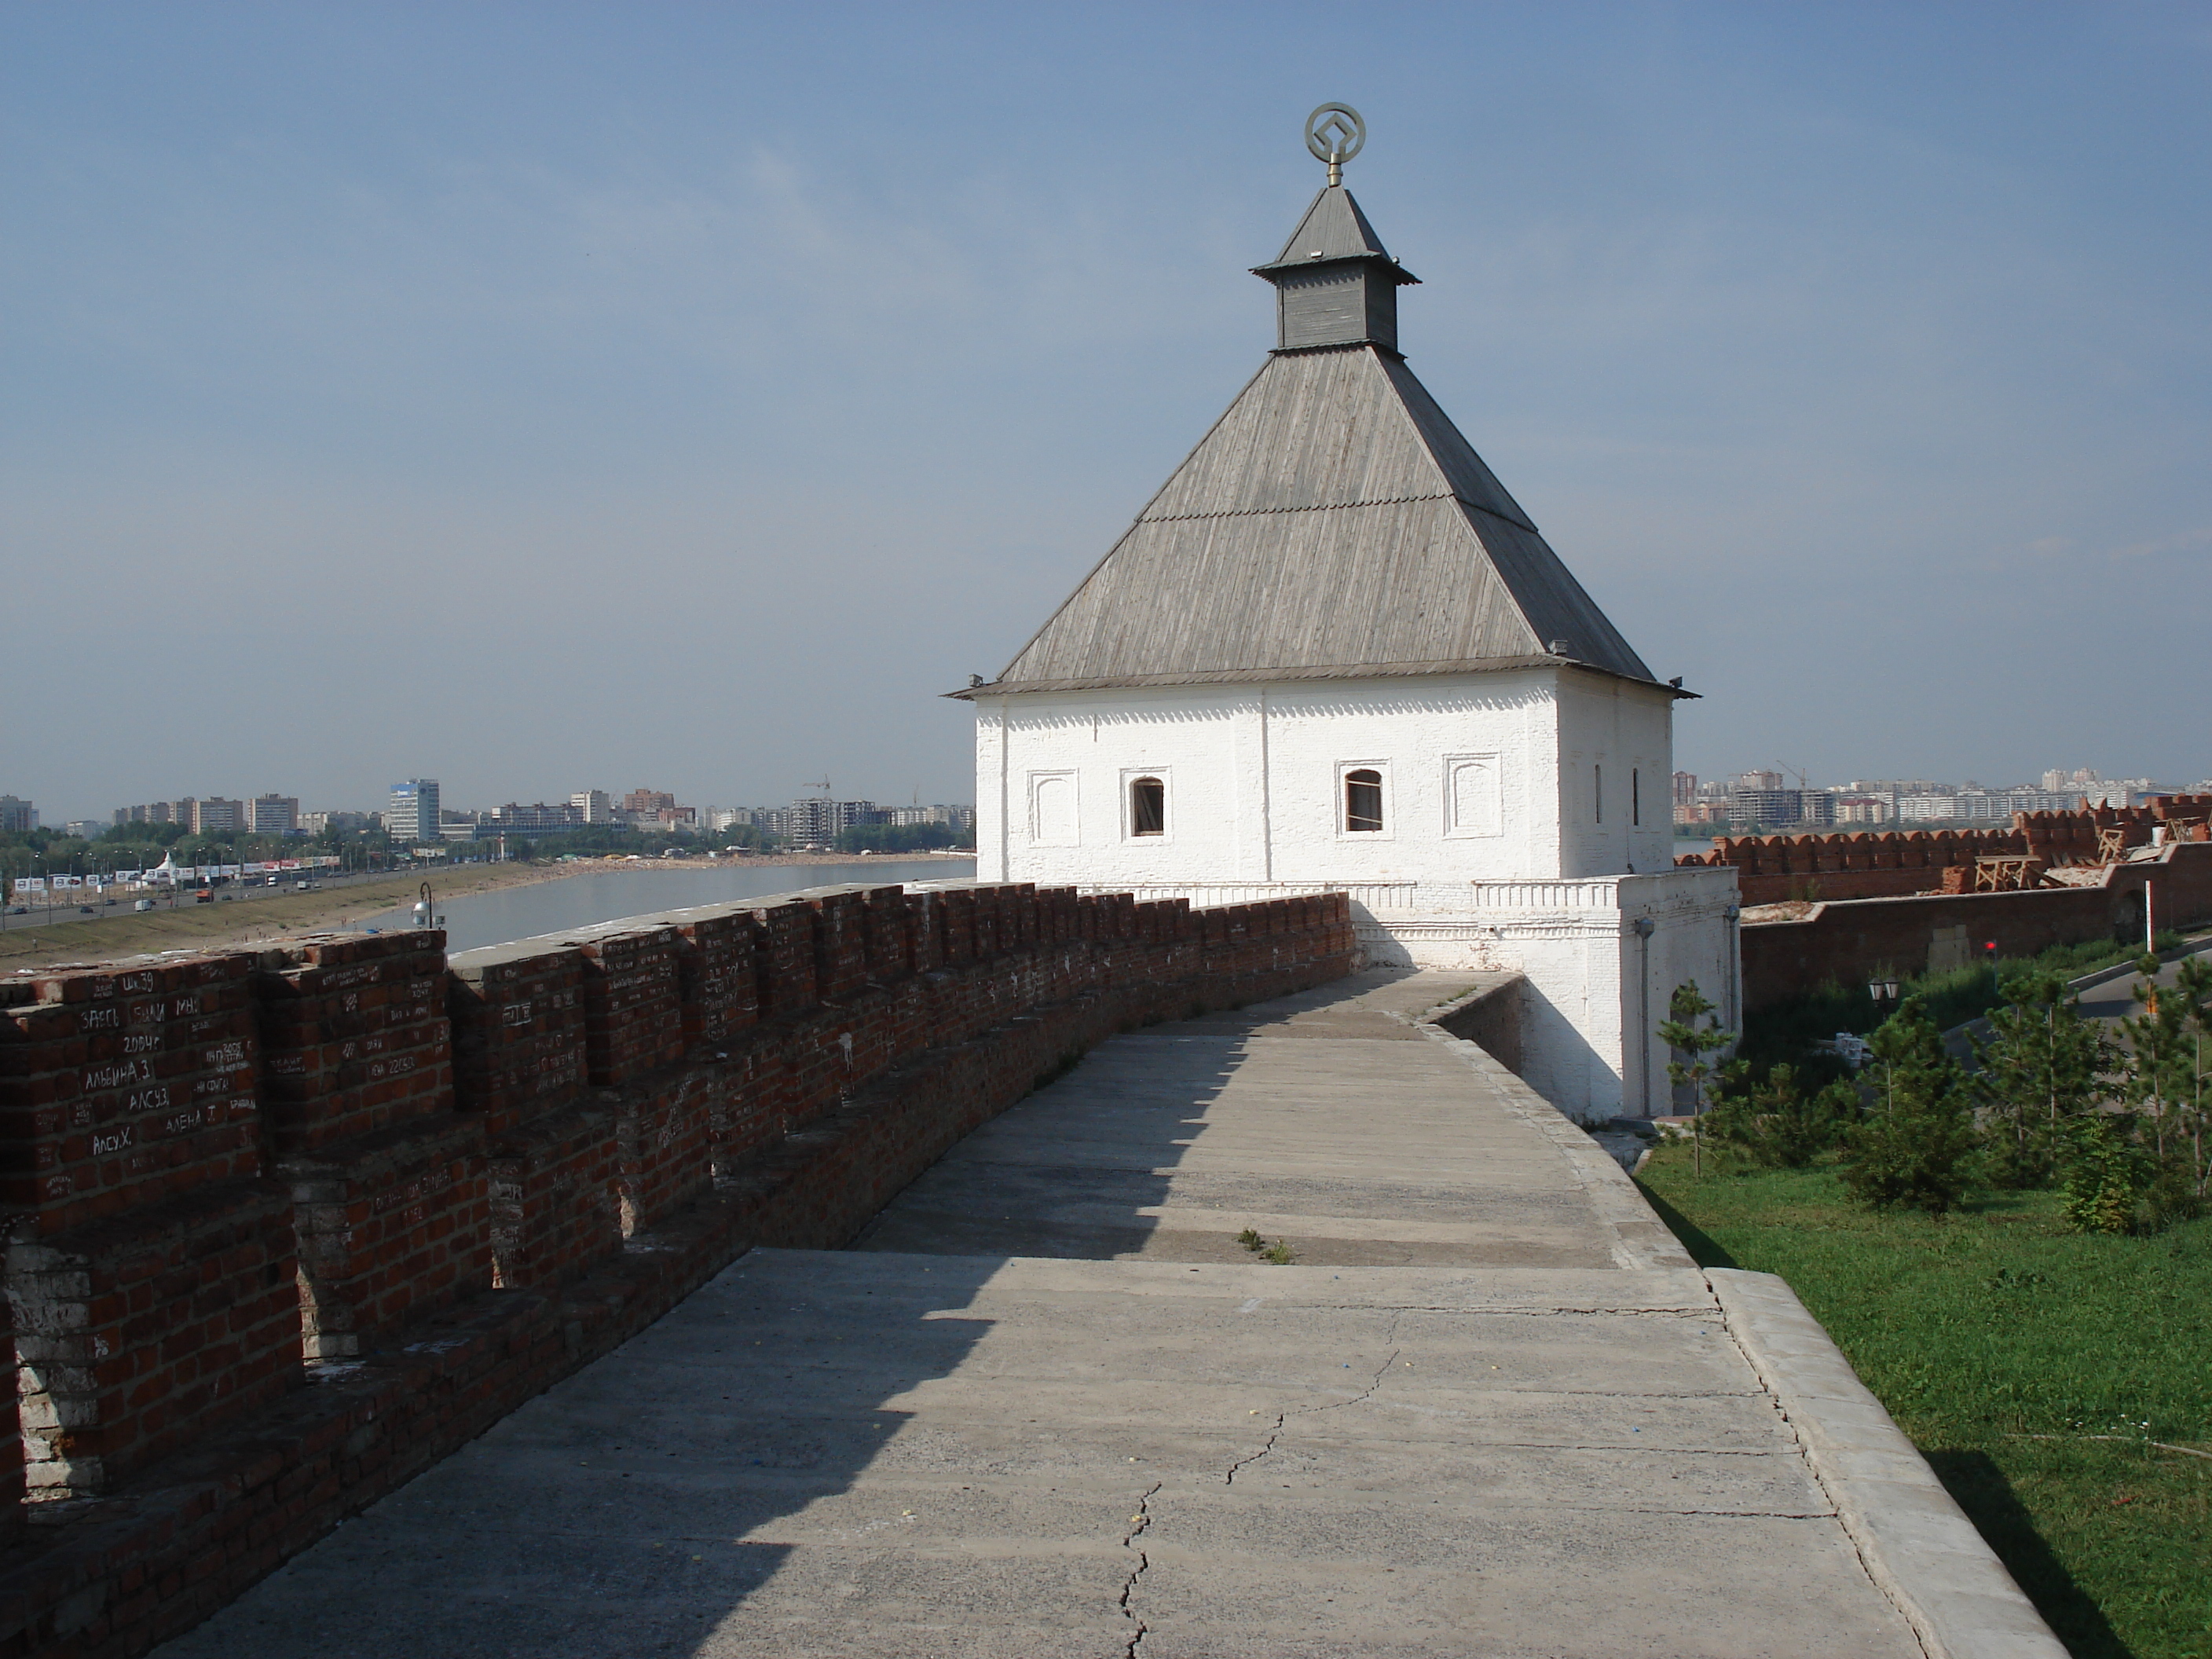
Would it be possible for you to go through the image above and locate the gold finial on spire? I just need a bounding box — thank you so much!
[1304,103,1366,187]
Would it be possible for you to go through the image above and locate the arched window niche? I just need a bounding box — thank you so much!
[1129,776,1166,837]
[1344,768,1384,833]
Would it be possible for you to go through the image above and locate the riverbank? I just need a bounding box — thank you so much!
[0,862,570,971]
[0,853,979,972]
[566,850,976,870]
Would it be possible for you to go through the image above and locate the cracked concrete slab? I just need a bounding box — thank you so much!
[155,969,2055,1657]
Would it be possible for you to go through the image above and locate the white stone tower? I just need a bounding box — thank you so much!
[955,115,1738,1120]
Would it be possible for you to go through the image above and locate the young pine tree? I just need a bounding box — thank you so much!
[1706,1062,1851,1169]
[1841,997,1979,1217]
[1659,981,1734,1180]
[2175,958,2212,1204]
[1972,970,2111,1188]
[2121,954,2212,1226]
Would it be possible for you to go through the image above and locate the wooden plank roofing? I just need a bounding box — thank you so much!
[958,191,1664,701]
[1256,185,1407,272]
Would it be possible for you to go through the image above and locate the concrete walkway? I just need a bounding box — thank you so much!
[156,971,2045,1658]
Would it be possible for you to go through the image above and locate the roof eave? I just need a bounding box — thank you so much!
[1250,253,1420,284]
[947,657,1693,700]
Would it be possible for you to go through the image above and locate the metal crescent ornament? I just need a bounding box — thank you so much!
[1304,103,1366,184]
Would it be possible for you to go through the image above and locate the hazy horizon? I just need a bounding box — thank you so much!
[7,4,2208,825]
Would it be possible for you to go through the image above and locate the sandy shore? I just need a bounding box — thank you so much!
[0,852,976,974]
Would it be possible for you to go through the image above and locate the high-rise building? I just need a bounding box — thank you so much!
[0,796,35,833]
[622,789,676,817]
[189,797,243,836]
[246,794,299,836]
[386,779,441,844]
[570,789,615,824]
[1670,771,1697,808]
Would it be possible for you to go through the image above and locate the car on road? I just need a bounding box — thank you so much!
[134,899,156,912]
[78,906,95,915]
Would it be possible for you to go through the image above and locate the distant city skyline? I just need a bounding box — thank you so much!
[5,7,2207,818]
[13,754,2208,838]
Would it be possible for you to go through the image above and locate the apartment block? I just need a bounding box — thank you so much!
[247,794,300,836]
[190,797,244,836]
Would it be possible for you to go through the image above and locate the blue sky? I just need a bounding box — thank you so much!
[5,2,2208,822]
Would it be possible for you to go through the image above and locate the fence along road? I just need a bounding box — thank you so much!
[156,969,2056,1657]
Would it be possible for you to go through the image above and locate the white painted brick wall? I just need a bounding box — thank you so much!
[973,668,1738,1120]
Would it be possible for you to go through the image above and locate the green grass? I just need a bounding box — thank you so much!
[1639,1143,2212,1659]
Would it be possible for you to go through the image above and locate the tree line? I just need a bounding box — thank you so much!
[1662,954,2212,1232]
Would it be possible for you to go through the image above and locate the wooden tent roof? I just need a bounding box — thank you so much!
[1255,184,1407,273]
[956,189,1664,700]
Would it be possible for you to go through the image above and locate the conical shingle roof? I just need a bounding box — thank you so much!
[960,189,1659,698]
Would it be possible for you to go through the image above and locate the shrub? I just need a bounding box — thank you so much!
[2060,1115,2142,1236]
[1840,998,1979,1217]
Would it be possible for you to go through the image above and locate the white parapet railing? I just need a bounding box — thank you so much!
[1075,881,1420,913]
[1466,879,1626,911]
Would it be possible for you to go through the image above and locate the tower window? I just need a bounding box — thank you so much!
[1595,764,1603,823]
[1632,768,1641,827]
[1345,769,1384,833]
[1130,776,1165,837]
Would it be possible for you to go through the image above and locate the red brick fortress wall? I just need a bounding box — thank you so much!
[1679,794,2212,906]
[1738,840,2212,1009]
[0,882,1356,1659]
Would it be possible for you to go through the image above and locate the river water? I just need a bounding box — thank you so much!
[352,859,976,954]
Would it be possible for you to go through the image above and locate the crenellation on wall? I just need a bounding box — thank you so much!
[804,888,872,1004]
[566,925,687,1086]
[657,906,762,1049]
[1683,797,2212,907]
[751,898,819,1019]
[255,932,452,1157]
[445,943,588,1139]
[0,955,265,1240]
